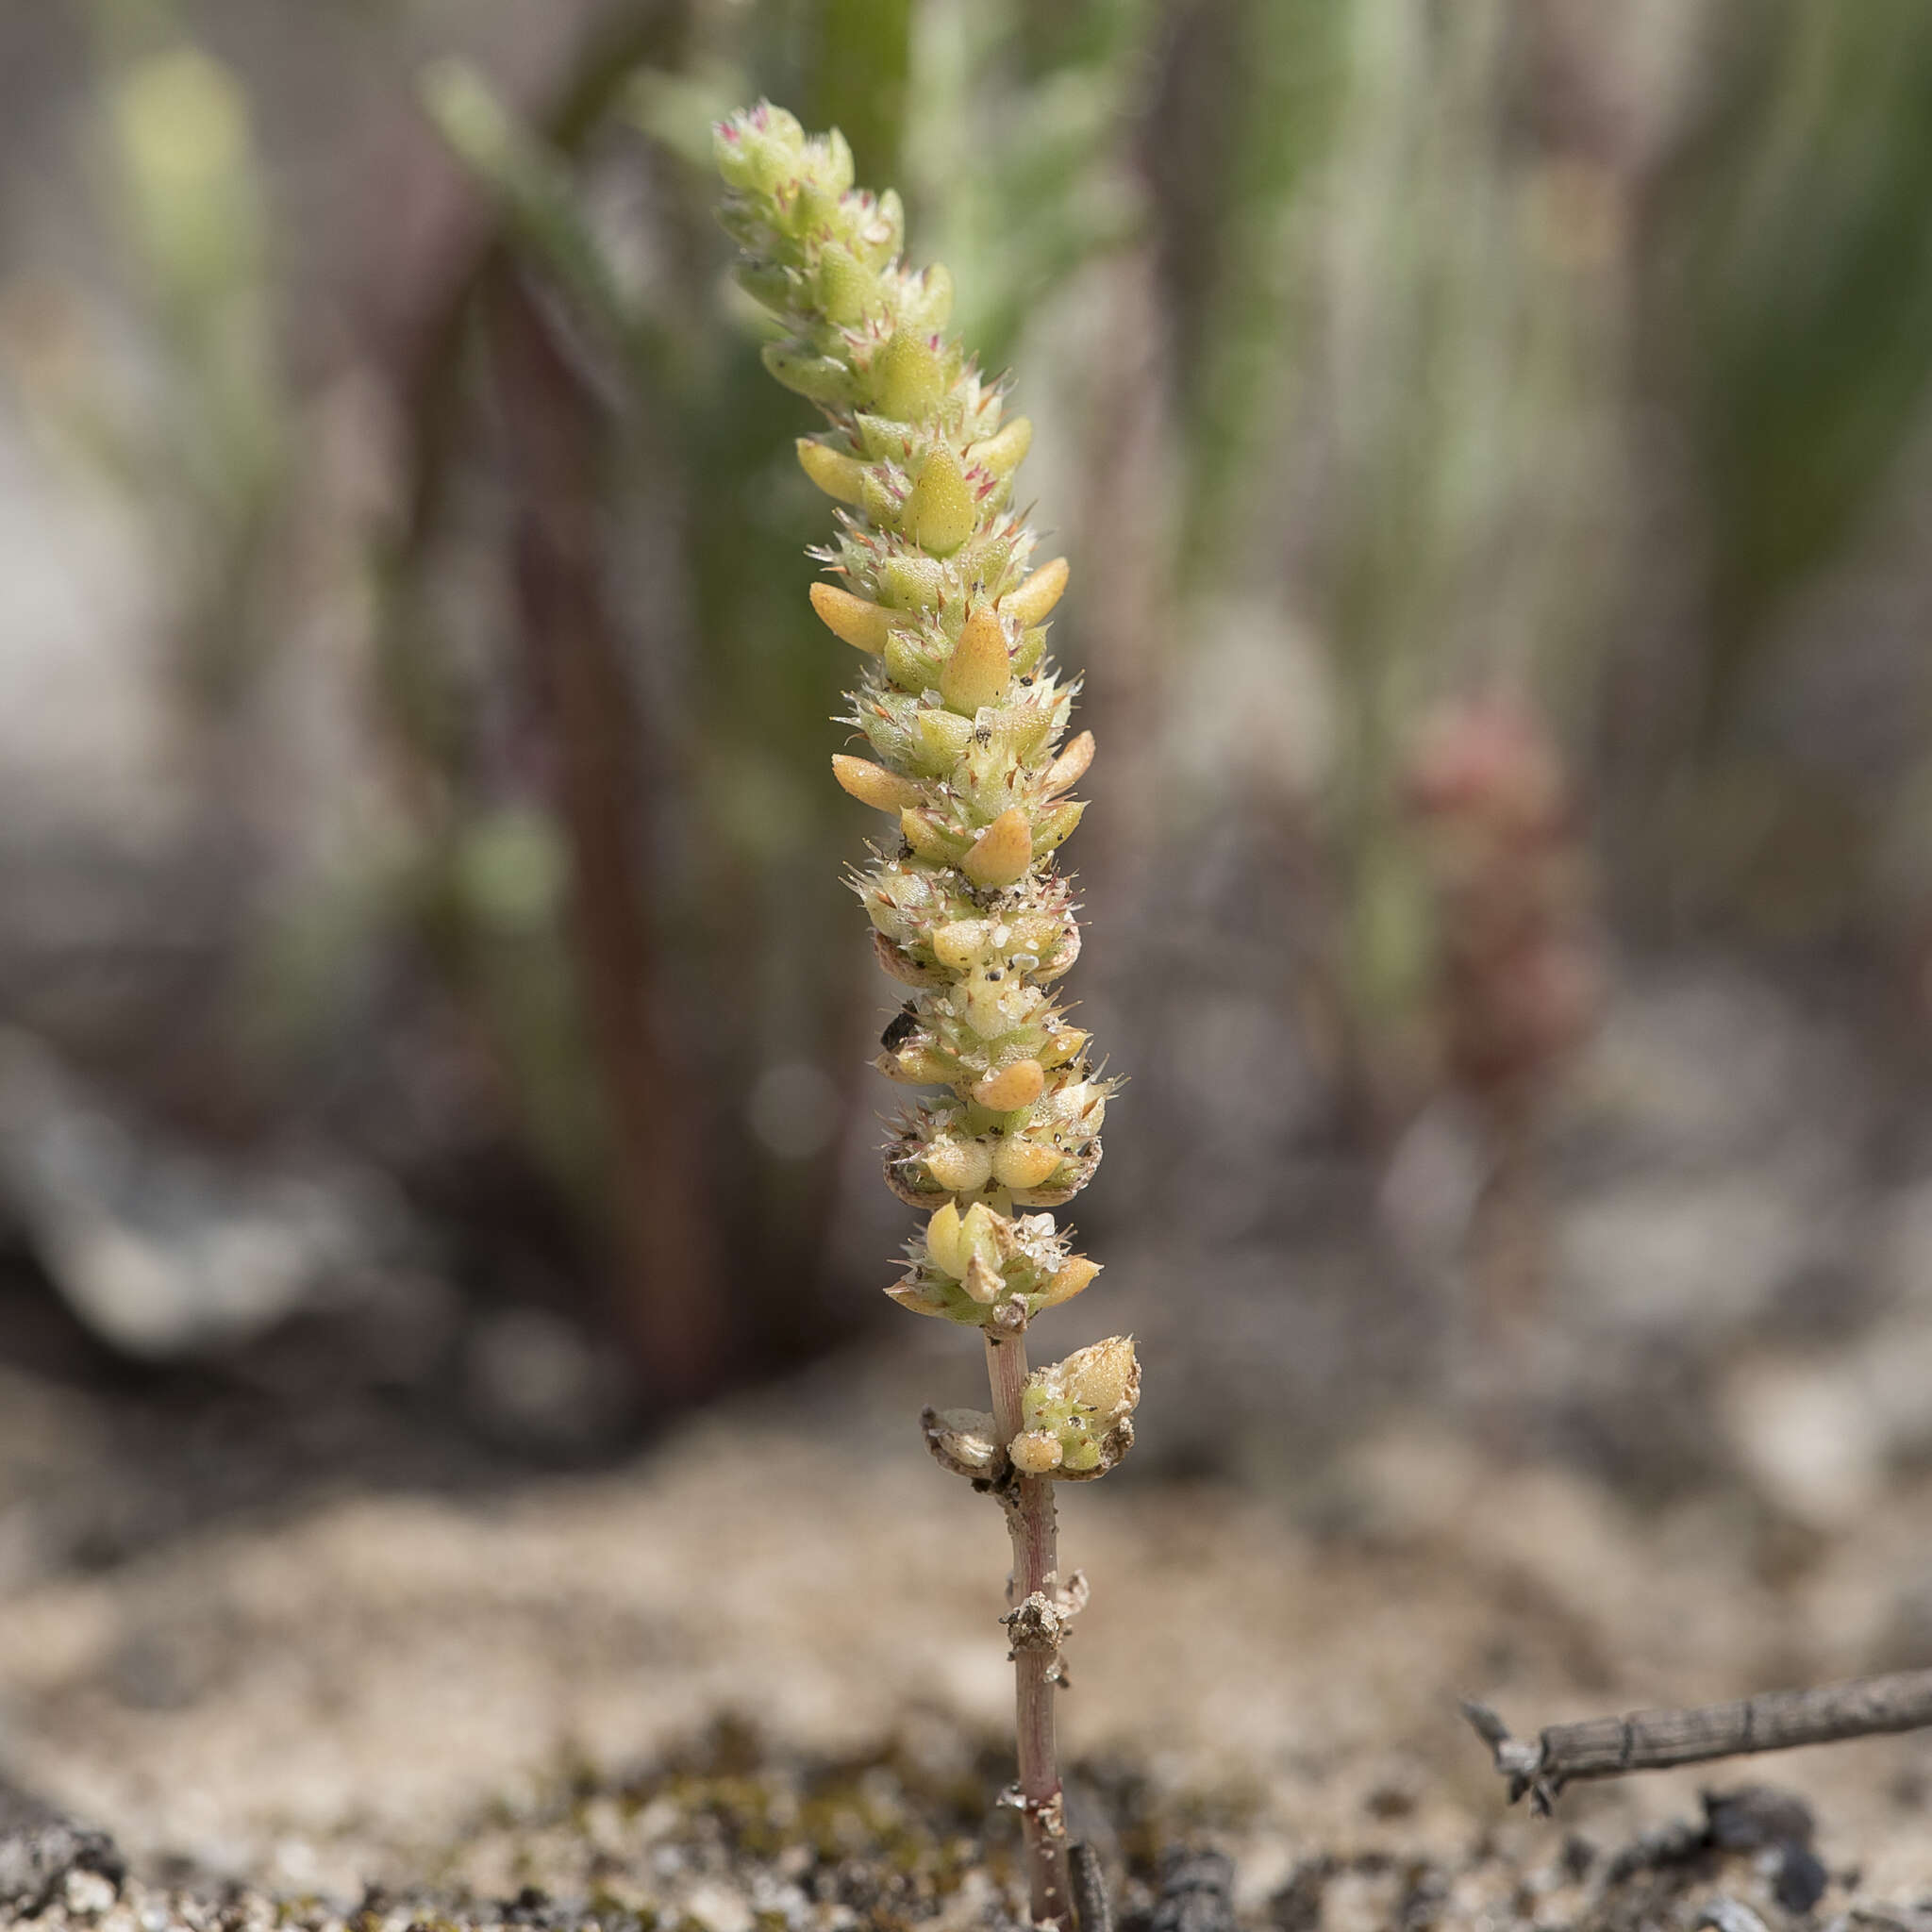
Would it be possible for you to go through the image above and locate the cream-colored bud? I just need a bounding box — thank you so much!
[963,808,1032,888]
[902,445,976,556]
[1039,1256,1101,1308]
[808,582,892,654]
[933,919,990,970]
[974,1058,1044,1111]
[924,1137,993,1195]
[1009,1430,1063,1475]
[1042,730,1094,797]
[796,439,867,506]
[963,1253,1001,1305]
[966,416,1032,479]
[925,1201,968,1278]
[992,1138,1061,1191]
[1004,556,1069,626]
[832,754,922,811]
[941,608,1011,713]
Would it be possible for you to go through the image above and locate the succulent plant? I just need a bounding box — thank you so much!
[716,102,1138,1930]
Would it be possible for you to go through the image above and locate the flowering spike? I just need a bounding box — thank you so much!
[718,109,1130,1932]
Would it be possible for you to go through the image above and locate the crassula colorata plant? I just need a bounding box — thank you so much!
[716,104,1139,1930]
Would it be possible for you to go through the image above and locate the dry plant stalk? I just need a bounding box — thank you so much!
[1466,1670,1932,1813]
[715,106,1139,1931]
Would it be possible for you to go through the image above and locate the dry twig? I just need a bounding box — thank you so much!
[1465,1669,1932,1812]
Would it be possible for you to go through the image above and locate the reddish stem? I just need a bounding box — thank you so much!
[492,273,724,1403]
[985,1327,1073,1930]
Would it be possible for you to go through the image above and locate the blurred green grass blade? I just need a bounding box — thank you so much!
[810,0,911,186]
[1653,0,1932,715]
[1176,0,1342,581]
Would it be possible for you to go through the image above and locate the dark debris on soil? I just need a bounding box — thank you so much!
[0,1719,1918,1932]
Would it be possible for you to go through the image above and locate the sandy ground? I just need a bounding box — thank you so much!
[2,1335,1930,1932]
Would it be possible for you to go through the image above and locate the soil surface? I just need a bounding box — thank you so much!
[3,1329,1932,1932]
[7,961,1932,1930]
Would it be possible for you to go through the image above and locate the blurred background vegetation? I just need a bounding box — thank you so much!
[7,0,1932,1496]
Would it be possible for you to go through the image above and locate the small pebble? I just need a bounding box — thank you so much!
[1697,1897,1771,1932]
